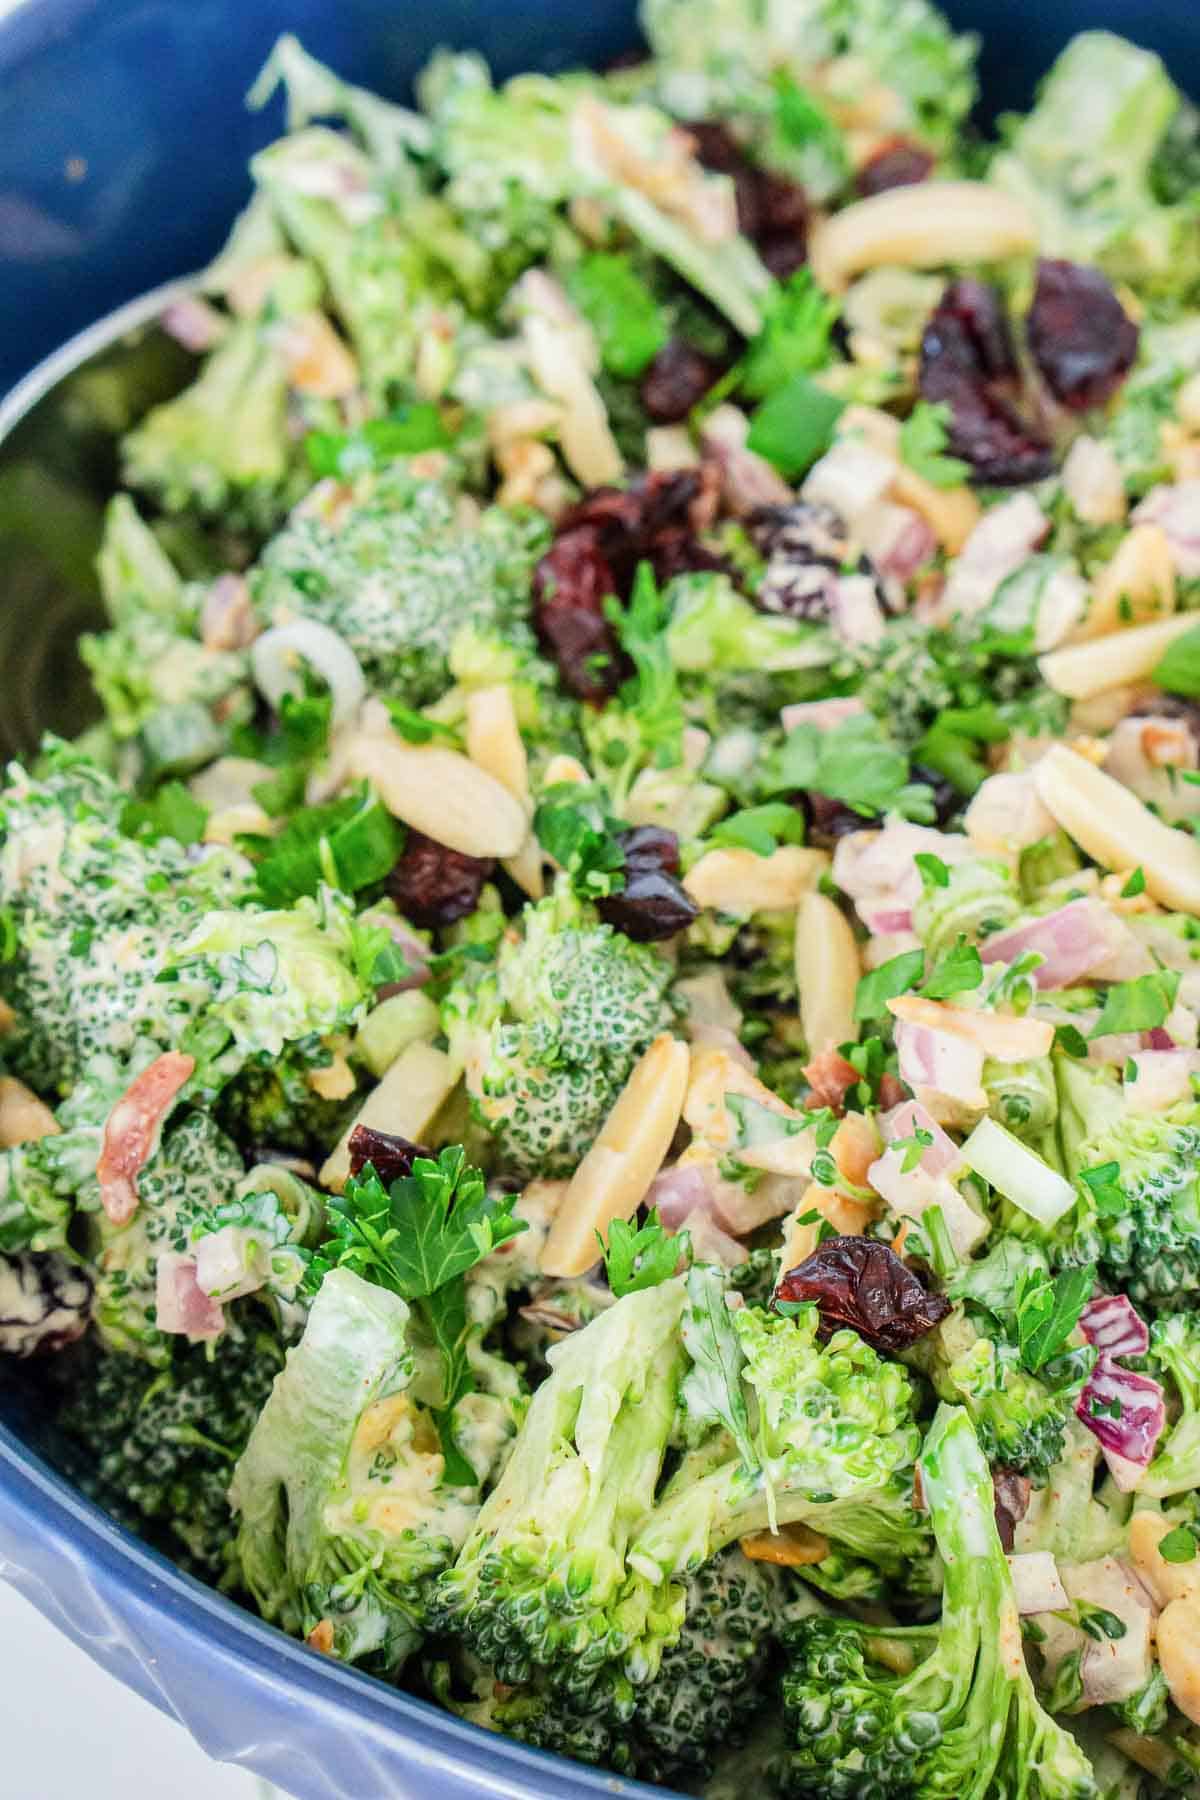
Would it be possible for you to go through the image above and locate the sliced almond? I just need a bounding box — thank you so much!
[741,1522,830,1567]
[890,463,980,555]
[779,1180,875,1269]
[540,1035,690,1278]
[466,684,543,899]
[1033,743,1200,914]
[320,1042,457,1193]
[888,993,1054,1061]
[306,1052,356,1103]
[809,182,1036,292]
[1039,612,1196,700]
[1071,524,1177,641]
[684,845,828,915]
[0,1076,60,1149]
[542,753,591,787]
[281,312,360,399]
[349,732,527,859]
[795,891,861,1056]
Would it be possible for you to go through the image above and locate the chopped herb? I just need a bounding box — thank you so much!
[1088,970,1180,1040]
[1014,1262,1096,1373]
[915,853,950,889]
[1153,623,1200,698]
[602,1208,689,1296]
[708,803,807,857]
[1159,1526,1199,1564]
[853,949,926,1022]
[306,406,451,477]
[1079,1161,1125,1218]
[746,374,846,480]
[1121,867,1147,897]
[920,937,983,1000]
[899,401,970,489]
[566,253,668,380]
[121,780,208,846]
[742,270,839,399]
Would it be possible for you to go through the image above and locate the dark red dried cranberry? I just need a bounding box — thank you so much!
[348,1125,429,1185]
[386,829,494,929]
[803,792,867,846]
[617,824,682,876]
[597,825,698,941]
[856,139,936,198]
[687,119,808,275]
[920,279,1054,486]
[532,527,625,701]
[1026,259,1139,412]
[640,339,723,423]
[774,1235,951,1353]
[992,1468,1032,1551]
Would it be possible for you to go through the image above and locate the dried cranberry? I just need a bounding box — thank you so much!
[774,1235,951,1353]
[348,1125,429,1185]
[920,279,1054,486]
[1026,259,1139,412]
[640,339,722,423]
[597,825,698,942]
[803,792,867,846]
[687,119,808,276]
[909,764,961,828]
[991,1469,1032,1552]
[532,527,625,701]
[386,829,494,929]
[617,824,682,876]
[856,139,936,198]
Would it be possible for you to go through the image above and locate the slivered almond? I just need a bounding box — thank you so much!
[349,732,527,859]
[887,993,1054,1061]
[741,1523,830,1567]
[795,891,860,1056]
[306,1052,356,1102]
[1072,524,1176,641]
[890,463,980,555]
[779,1180,875,1269]
[684,845,828,915]
[1034,743,1200,914]
[320,1042,457,1193]
[0,1077,60,1149]
[540,1035,690,1278]
[1039,612,1196,700]
[683,1045,814,1176]
[810,182,1036,291]
[542,753,590,787]
[466,684,543,898]
[281,313,359,399]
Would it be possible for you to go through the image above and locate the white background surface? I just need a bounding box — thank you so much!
[0,1579,271,1799]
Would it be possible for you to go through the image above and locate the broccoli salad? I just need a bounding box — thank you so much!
[5,6,1200,1795]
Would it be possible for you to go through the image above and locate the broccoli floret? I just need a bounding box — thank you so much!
[907,1309,1074,1487]
[80,617,245,751]
[442,1546,784,1782]
[56,1324,286,1580]
[778,1405,1099,1799]
[215,1045,356,1160]
[433,1279,923,1720]
[1041,1060,1200,1310]
[95,495,192,631]
[443,882,678,1179]
[251,466,549,705]
[1143,1313,1200,1500]
[231,1267,488,1675]
[122,317,294,523]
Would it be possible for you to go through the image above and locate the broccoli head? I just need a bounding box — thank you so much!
[433,1276,923,1721]
[443,882,678,1179]
[231,1267,485,1675]
[56,1324,286,1581]
[251,466,549,705]
[779,1405,1099,1799]
[1142,1312,1200,1499]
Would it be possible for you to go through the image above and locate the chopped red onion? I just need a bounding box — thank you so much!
[980,899,1138,991]
[1079,1294,1148,1360]
[155,1254,225,1341]
[1076,1358,1165,1488]
[895,1020,985,1106]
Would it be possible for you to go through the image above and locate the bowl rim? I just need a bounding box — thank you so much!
[0,293,679,1800]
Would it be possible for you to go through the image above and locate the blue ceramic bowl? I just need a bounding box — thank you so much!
[0,3,1195,1795]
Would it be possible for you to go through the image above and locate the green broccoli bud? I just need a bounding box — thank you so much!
[443,882,678,1179]
[1142,1313,1200,1499]
[96,495,190,630]
[231,1267,480,1674]
[122,318,293,521]
[779,1405,1099,1799]
[908,1309,1074,1487]
[56,1324,286,1581]
[251,466,549,706]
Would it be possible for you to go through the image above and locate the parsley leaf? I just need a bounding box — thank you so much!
[384,702,460,745]
[1121,867,1146,898]
[606,563,685,768]
[306,406,451,477]
[765,714,935,821]
[1159,1526,1199,1564]
[1014,1262,1096,1372]
[1079,1161,1125,1219]
[708,803,807,857]
[920,937,983,1000]
[742,270,839,399]
[899,401,970,489]
[747,374,846,479]
[1153,623,1200,698]
[1088,970,1180,1040]
[244,783,402,907]
[603,1209,689,1297]
[1054,1022,1090,1059]
[853,948,926,1021]
[309,1146,527,1486]
[121,780,208,846]
[533,782,627,899]
[681,1264,758,1473]
[915,852,950,888]
[566,253,668,380]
